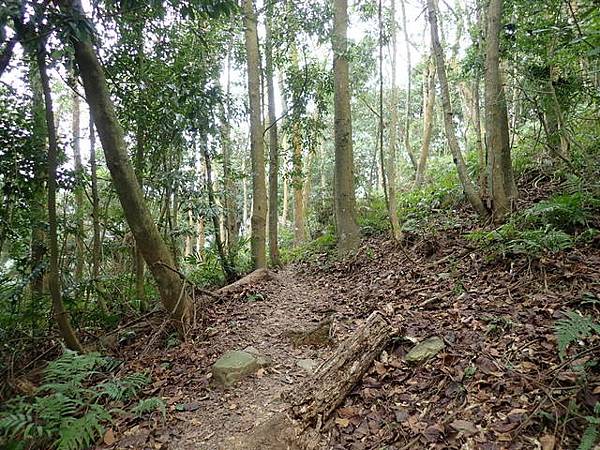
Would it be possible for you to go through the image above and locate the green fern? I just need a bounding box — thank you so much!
[131,397,166,418]
[96,372,150,401]
[0,350,163,450]
[578,424,598,450]
[555,310,600,359]
[56,405,110,450]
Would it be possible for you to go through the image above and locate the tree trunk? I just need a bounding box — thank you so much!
[62,0,192,327]
[333,0,360,253]
[292,122,306,245]
[427,0,489,218]
[243,0,267,269]
[386,0,402,240]
[28,62,46,302]
[222,52,239,256]
[89,118,108,314]
[36,39,83,353]
[415,56,436,187]
[196,217,205,259]
[484,0,517,221]
[399,0,416,171]
[71,86,85,281]
[200,141,237,282]
[281,176,289,225]
[134,104,147,310]
[265,8,280,266]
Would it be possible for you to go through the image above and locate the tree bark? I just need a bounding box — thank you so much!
[399,0,416,171]
[71,85,84,281]
[333,0,360,253]
[36,38,83,353]
[243,0,267,269]
[386,0,402,240]
[427,0,489,218]
[265,9,280,267]
[222,52,239,256]
[200,141,237,282]
[89,117,108,314]
[415,56,436,188]
[484,0,517,221]
[292,122,306,245]
[61,0,192,327]
[28,62,46,302]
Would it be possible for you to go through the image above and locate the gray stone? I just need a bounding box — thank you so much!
[212,350,269,386]
[296,358,318,374]
[404,337,446,363]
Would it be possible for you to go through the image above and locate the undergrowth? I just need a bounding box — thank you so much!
[553,311,600,450]
[0,349,164,450]
[468,187,600,258]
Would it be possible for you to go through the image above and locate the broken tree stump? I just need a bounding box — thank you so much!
[216,268,278,297]
[223,311,395,449]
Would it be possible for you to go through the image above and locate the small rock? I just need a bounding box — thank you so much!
[404,337,445,363]
[212,350,269,386]
[296,358,318,374]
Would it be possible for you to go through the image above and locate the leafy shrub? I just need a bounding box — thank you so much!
[468,192,599,258]
[553,311,600,450]
[520,192,598,232]
[0,350,164,450]
[357,195,389,236]
[280,229,337,264]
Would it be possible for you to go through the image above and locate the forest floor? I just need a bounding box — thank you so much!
[96,178,600,450]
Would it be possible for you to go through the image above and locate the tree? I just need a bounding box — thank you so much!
[243,0,267,268]
[415,55,436,188]
[386,0,401,240]
[60,0,193,328]
[484,0,517,221]
[333,0,360,252]
[265,3,281,266]
[70,84,84,281]
[35,33,83,352]
[427,0,489,218]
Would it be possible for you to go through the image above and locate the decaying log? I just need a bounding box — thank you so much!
[286,311,394,423]
[224,311,395,449]
[217,268,278,297]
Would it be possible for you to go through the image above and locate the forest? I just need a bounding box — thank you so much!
[0,0,599,448]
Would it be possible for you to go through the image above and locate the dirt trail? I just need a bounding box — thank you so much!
[108,266,352,450]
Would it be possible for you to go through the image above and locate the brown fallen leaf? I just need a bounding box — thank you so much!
[103,428,116,446]
[450,419,478,436]
[539,434,556,450]
[335,417,350,428]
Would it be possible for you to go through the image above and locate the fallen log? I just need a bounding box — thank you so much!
[223,311,395,449]
[216,268,278,297]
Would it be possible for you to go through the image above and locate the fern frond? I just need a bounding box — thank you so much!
[56,407,109,450]
[578,424,598,450]
[131,397,166,418]
[555,310,600,359]
[96,372,150,401]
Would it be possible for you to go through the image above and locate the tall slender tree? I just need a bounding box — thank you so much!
[386,0,401,240]
[244,0,267,269]
[484,0,517,220]
[36,35,83,352]
[333,0,360,252]
[60,0,193,328]
[265,4,280,266]
[243,0,267,268]
[427,0,489,218]
[415,55,436,187]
